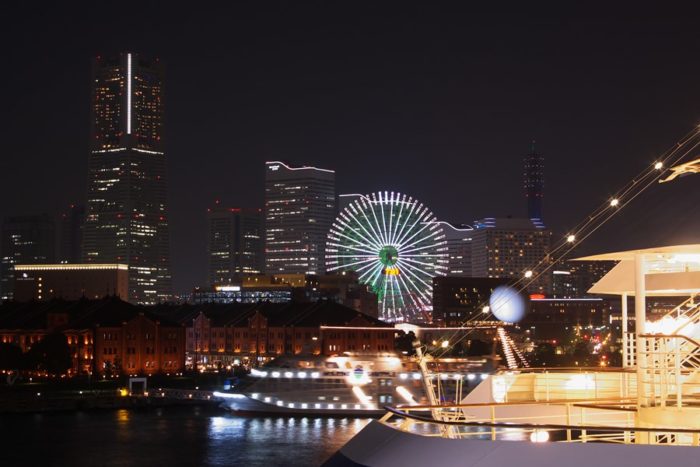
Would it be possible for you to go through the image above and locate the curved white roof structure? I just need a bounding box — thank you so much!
[575,244,700,296]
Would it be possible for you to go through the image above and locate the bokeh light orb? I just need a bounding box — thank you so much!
[489,286,526,323]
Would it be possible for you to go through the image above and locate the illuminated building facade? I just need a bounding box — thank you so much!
[523,297,611,343]
[470,217,551,293]
[192,285,294,304]
[176,301,393,367]
[551,260,617,298]
[207,205,263,286]
[58,204,85,264]
[13,264,129,302]
[432,276,511,326]
[192,272,378,317]
[264,161,336,274]
[0,297,185,375]
[523,141,544,221]
[1,214,55,301]
[82,52,171,304]
[442,222,473,276]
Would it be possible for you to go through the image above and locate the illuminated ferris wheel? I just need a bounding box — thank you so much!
[326,191,449,322]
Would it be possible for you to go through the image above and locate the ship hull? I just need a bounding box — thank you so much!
[219,394,385,417]
[323,420,700,467]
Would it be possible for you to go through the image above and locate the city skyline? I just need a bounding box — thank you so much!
[2,4,700,292]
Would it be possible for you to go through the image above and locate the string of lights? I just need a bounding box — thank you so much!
[431,125,700,360]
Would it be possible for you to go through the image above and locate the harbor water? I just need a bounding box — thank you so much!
[0,407,370,466]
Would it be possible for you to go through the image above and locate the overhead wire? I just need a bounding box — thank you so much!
[430,125,700,359]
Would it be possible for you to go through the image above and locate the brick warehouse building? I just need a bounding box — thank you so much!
[0,297,185,375]
[0,299,394,374]
[157,301,395,368]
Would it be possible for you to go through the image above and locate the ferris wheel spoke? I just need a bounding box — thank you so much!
[367,263,385,289]
[358,261,383,283]
[354,258,383,273]
[387,192,395,245]
[332,218,380,250]
[400,253,449,258]
[342,207,383,250]
[335,213,383,250]
[397,217,440,250]
[391,198,418,247]
[357,200,387,248]
[328,235,379,255]
[399,240,447,256]
[398,221,442,248]
[326,257,377,271]
[397,258,431,282]
[398,276,432,305]
[366,195,389,246]
[327,253,377,258]
[379,192,390,246]
[393,205,428,247]
[396,267,432,304]
[401,257,444,269]
[382,276,389,315]
[396,273,422,312]
[396,260,434,291]
[389,194,406,245]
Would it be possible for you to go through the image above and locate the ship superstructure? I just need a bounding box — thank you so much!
[216,353,494,416]
[324,245,700,466]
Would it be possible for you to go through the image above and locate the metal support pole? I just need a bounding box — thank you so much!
[622,293,628,367]
[675,340,682,408]
[634,254,647,407]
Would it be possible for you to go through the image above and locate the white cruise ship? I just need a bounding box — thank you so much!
[214,353,495,416]
[323,245,700,466]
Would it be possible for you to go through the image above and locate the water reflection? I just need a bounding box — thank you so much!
[0,408,370,467]
[206,414,370,465]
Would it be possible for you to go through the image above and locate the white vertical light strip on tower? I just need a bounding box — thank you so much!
[127,53,132,135]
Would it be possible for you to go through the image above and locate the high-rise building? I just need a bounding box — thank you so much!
[1,214,55,300]
[432,276,511,326]
[551,260,617,298]
[470,217,551,294]
[264,161,336,274]
[82,52,171,304]
[523,141,544,221]
[207,205,264,286]
[442,222,473,276]
[58,204,85,264]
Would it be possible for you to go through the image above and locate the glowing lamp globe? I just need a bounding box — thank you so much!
[489,286,526,323]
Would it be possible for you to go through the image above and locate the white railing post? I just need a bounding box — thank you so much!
[675,340,682,408]
[622,293,628,367]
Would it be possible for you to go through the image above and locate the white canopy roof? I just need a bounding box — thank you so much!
[574,244,700,296]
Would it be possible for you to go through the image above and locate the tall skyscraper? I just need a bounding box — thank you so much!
[442,222,473,276]
[1,214,55,300]
[58,204,85,264]
[82,52,172,304]
[207,204,264,286]
[264,161,336,274]
[470,217,551,294]
[523,141,544,221]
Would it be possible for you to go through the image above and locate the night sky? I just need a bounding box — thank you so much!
[2,3,700,292]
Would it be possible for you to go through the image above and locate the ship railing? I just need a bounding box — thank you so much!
[638,333,700,408]
[474,368,637,404]
[379,399,700,446]
[624,332,636,367]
